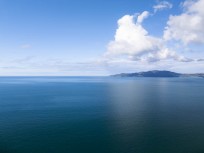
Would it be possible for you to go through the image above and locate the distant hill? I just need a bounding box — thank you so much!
[111,70,204,78]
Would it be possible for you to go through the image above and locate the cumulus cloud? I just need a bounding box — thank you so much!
[105,11,190,63]
[106,13,158,57]
[164,0,204,45]
[153,1,173,13]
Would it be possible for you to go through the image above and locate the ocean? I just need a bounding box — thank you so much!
[0,77,204,153]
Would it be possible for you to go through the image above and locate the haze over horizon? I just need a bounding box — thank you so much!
[1,0,204,76]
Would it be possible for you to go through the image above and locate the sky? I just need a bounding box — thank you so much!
[0,0,204,76]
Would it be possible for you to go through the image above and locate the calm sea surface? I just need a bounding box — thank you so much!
[0,77,204,153]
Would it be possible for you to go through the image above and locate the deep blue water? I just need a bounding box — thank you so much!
[0,77,204,153]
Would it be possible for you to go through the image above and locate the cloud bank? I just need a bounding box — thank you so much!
[105,11,191,63]
[103,0,204,74]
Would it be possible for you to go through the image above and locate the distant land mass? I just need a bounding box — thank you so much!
[111,70,204,78]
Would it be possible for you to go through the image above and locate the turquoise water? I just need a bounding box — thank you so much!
[0,77,204,153]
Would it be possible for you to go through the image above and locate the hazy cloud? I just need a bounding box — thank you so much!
[12,56,35,63]
[21,44,32,49]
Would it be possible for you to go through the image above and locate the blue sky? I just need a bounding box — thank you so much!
[0,0,204,76]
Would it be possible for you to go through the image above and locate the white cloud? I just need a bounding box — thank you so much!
[105,11,190,63]
[164,0,204,45]
[153,1,173,13]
